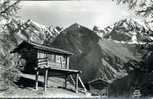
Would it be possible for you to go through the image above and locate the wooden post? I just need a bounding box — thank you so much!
[70,74,75,85]
[44,68,48,91]
[47,75,49,88]
[66,56,70,69]
[60,56,63,69]
[64,74,68,88]
[78,76,87,92]
[35,69,39,90]
[107,87,109,97]
[75,73,79,93]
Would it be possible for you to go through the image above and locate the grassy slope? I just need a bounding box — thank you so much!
[0,73,88,97]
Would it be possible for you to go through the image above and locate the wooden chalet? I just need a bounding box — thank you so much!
[11,41,87,93]
[88,78,110,96]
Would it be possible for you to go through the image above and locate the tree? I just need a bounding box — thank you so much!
[113,0,153,30]
[113,0,153,16]
[0,0,21,88]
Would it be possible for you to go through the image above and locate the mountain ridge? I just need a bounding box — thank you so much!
[51,22,143,83]
[94,18,153,43]
[1,17,153,96]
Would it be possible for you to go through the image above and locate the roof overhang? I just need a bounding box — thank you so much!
[11,41,73,56]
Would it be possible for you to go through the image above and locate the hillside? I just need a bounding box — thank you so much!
[51,23,143,83]
[0,74,88,98]
[0,18,60,92]
[93,18,153,96]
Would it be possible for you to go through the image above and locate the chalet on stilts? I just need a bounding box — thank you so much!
[11,41,87,93]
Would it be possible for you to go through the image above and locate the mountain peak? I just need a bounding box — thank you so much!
[95,18,152,42]
[72,22,79,26]
[69,22,81,29]
[62,23,95,35]
[115,18,147,30]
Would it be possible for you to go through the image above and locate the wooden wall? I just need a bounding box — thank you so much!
[37,51,68,69]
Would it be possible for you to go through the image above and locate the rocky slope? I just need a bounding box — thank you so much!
[10,18,60,44]
[51,23,143,83]
[93,18,153,96]
[94,18,153,43]
[50,19,153,96]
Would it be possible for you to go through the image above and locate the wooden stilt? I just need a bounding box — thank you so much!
[107,87,109,97]
[75,73,79,93]
[64,74,68,88]
[35,69,39,90]
[78,76,87,92]
[44,68,48,91]
[70,74,75,85]
[47,75,49,88]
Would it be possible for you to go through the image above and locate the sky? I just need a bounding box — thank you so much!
[18,0,135,29]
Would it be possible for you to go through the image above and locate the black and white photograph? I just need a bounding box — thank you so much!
[0,0,153,98]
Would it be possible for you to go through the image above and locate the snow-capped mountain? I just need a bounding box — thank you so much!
[91,18,153,96]
[12,19,61,44]
[95,18,153,43]
[2,17,153,96]
[50,21,153,96]
[51,23,142,83]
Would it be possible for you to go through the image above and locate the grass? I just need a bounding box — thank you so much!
[0,73,89,98]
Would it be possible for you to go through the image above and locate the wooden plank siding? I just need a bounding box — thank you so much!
[37,51,67,69]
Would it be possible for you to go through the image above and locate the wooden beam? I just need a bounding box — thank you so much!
[66,56,70,69]
[44,68,48,91]
[35,69,39,90]
[70,74,75,86]
[78,76,87,92]
[107,87,109,97]
[75,73,79,93]
[64,74,68,88]
[60,56,63,69]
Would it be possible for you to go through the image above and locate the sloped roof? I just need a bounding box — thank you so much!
[11,41,73,55]
[88,78,111,86]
